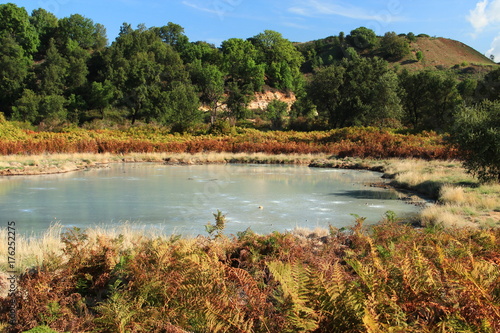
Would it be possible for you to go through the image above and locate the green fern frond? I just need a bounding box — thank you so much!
[267,261,319,332]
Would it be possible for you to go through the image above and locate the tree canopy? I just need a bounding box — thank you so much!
[0,4,497,144]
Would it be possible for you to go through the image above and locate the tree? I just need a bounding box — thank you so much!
[0,3,40,56]
[451,101,500,183]
[266,99,288,129]
[399,70,461,131]
[457,78,478,105]
[64,40,90,91]
[416,51,424,62]
[307,65,345,127]
[347,27,378,50]
[475,67,500,101]
[12,89,42,123]
[163,81,201,132]
[380,32,410,60]
[56,14,107,50]
[308,57,403,128]
[36,39,68,96]
[189,60,225,123]
[0,33,32,117]
[407,32,417,42]
[250,30,304,91]
[38,94,67,123]
[155,22,189,51]
[30,8,58,57]
[182,41,221,65]
[12,90,67,124]
[226,82,252,120]
[369,72,404,127]
[221,38,265,92]
[105,25,198,126]
[88,80,114,119]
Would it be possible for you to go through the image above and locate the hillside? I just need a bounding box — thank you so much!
[397,37,497,72]
[297,35,498,75]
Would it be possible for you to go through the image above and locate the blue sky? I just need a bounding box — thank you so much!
[7,0,500,59]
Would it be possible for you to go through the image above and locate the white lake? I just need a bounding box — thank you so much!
[0,164,422,236]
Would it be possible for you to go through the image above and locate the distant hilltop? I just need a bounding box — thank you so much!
[296,32,496,75]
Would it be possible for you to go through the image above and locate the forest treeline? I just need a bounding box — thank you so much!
[0,3,500,133]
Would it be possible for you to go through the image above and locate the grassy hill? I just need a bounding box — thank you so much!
[397,37,497,73]
[297,35,498,76]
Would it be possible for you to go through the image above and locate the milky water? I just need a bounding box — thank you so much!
[0,164,422,236]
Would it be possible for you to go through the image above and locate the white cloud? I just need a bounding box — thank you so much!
[487,33,500,60]
[468,0,500,34]
[288,0,404,23]
[182,1,224,16]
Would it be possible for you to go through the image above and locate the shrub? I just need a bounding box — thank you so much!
[451,101,500,183]
[416,51,424,62]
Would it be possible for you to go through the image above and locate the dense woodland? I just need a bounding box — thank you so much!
[1,3,499,133]
[0,3,499,181]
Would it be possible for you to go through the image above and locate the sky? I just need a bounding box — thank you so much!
[6,0,500,60]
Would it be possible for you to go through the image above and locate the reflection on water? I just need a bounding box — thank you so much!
[330,190,400,200]
[0,164,422,236]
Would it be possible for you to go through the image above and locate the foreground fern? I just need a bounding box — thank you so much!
[1,219,499,332]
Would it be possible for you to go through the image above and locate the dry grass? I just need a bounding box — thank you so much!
[384,158,500,228]
[0,223,64,273]
[290,226,330,238]
[420,204,477,228]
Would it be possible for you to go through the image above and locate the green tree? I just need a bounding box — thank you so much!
[221,38,265,92]
[64,40,90,91]
[226,82,252,120]
[0,33,32,117]
[0,3,40,56]
[309,57,403,128]
[56,14,107,50]
[12,89,42,123]
[12,90,67,124]
[30,8,58,57]
[348,27,378,50]
[416,51,424,62]
[250,30,304,91]
[182,41,221,65]
[39,94,67,123]
[221,38,265,118]
[189,60,225,123]
[163,81,201,132]
[407,32,417,42]
[106,25,198,125]
[155,22,189,51]
[307,65,345,127]
[457,78,478,105]
[475,67,500,101]
[266,99,288,129]
[399,70,461,131]
[36,39,68,96]
[452,101,500,182]
[88,80,114,119]
[369,71,404,127]
[380,32,410,60]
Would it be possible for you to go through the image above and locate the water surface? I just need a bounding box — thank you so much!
[0,164,421,236]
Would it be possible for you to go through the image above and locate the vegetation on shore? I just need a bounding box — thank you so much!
[0,3,498,134]
[1,217,500,332]
[0,122,456,159]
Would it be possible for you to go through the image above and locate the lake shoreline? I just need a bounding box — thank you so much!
[0,152,431,207]
[2,153,496,229]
